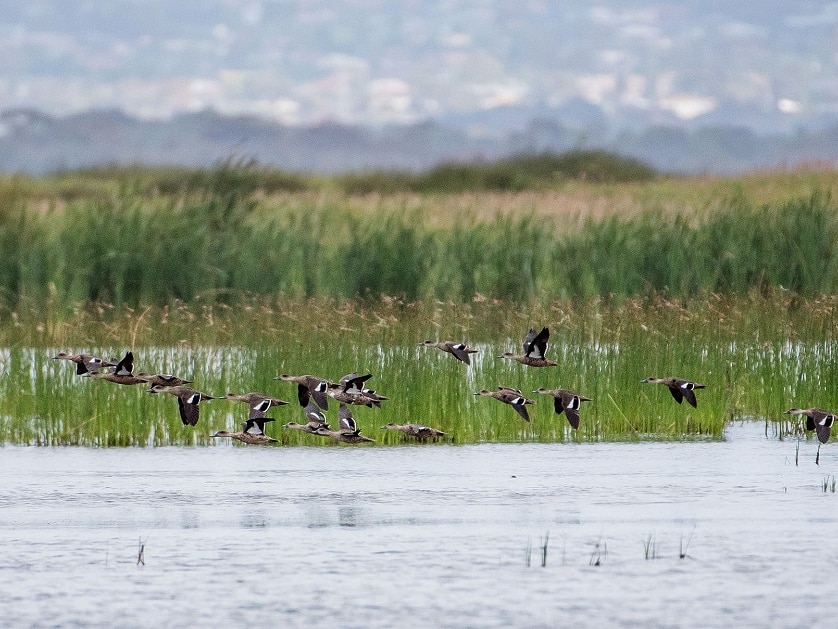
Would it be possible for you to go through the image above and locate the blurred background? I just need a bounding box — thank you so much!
[2,0,837,174]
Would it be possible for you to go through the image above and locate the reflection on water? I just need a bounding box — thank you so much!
[0,422,836,627]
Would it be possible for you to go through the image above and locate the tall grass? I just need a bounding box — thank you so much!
[0,294,836,446]
[1,165,836,446]
[1,167,838,311]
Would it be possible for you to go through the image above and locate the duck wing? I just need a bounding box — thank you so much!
[524,327,550,359]
[447,342,472,365]
[176,396,200,426]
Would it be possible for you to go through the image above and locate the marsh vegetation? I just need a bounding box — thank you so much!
[0,157,836,446]
[0,291,834,446]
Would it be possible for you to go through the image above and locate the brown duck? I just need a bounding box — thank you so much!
[784,407,836,464]
[474,387,535,421]
[314,403,375,443]
[283,402,331,434]
[274,374,330,409]
[499,327,557,367]
[135,373,193,387]
[381,423,446,440]
[642,377,706,408]
[326,373,387,407]
[532,388,592,429]
[52,351,117,375]
[211,418,278,445]
[86,351,145,385]
[147,384,215,426]
[418,340,478,365]
[224,392,289,419]
[315,426,376,444]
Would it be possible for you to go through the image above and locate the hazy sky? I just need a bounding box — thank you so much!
[3,1,838,126]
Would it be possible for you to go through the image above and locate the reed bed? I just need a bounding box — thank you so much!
[0,293,835,446]
[1,163,838,311]
[1,164,836,446]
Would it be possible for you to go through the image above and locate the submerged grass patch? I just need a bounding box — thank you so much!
[0,293,835,446]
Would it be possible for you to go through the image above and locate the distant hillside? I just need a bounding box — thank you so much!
[2,108,837,175]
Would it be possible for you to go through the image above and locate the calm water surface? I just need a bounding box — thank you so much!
[0,422,835,628]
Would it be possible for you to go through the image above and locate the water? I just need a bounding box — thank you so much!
[0,422,835,628]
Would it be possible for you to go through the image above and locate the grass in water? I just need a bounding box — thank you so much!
[680,527,696,560]
[540,531,550,568]
[589,538,608,567]
[137,537,146,566]
[643,534,659,560]
[2,165,838,446]
[0,292,836,446]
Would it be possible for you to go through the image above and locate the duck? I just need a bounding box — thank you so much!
[52,351,116,376]
[135,373,193,387]
[273,374,330,409]
[532,388,592,429]
[784,407,836,464]
[418,340,478,365]
[381,422,446,440]
[474,386,535,421]
[313,403,375,443]
[283,402,331,435]
[641,377,706,408]
[147,384,215,426]
[326,373,387,407]
[224,392,288,419]
[499,327,557,367]
[86,351,146,385]
[211,418,278,445]
[315,426,376,444]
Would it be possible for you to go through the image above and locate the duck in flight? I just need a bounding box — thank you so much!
[499,327,557,367]
[211,418,278,445]
[274,374,331,409]
[784,407,836,464]
[147,384,215,426]
[224,392,288,419]
[532,387,592,429]
[418,340,478,365]
[474,386,535,421]
[283,402,331,434]
[642,377,706,408]
[52,351,117,376]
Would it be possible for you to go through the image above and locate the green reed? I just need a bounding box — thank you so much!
[1,165,838,312]
[0,294,836,446]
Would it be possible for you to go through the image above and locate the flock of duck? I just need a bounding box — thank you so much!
[52,326,835,461]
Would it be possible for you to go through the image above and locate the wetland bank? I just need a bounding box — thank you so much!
[1,161,838,445]
[1,161,837,626]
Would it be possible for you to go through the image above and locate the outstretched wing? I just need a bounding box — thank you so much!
[564,408,581,429]
[244,418,275,435]
[447,342,472,365]
[304,402,327,425]
[503,392,531,421]
[114,351,134,376]
[176,396,200,426]
[250,398,271,419]
[676,381,698,408]
[338,403,357,432]
[815,414,834,444]
[511,401,531,422]
[341,373,373,394]
[524,327,549,359]
[522,328,539,355]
